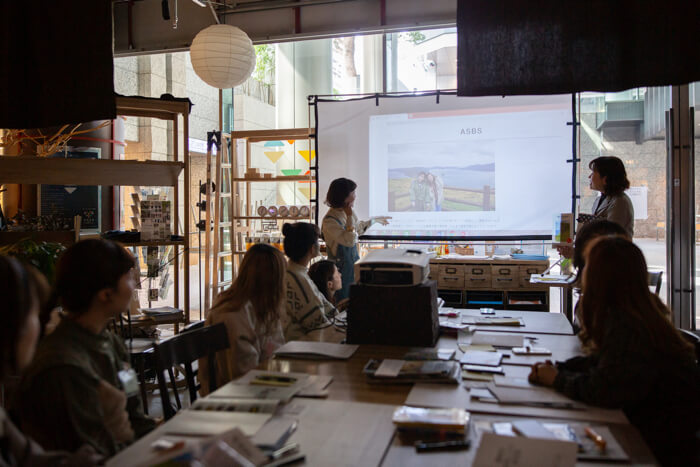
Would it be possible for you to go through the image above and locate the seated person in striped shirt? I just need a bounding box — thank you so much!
[282,222,338,340]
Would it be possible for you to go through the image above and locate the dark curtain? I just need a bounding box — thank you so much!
[0,0,115,128]
[457,0,700,96]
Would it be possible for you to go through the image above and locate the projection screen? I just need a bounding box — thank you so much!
[315,93,573,240]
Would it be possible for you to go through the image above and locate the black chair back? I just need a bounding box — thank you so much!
[679,329,700,364]
[153,322,230,419]
[182,319,205,333]
[648,271,663,296]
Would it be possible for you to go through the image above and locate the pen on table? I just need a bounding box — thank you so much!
[270,442,300,460]
[584,426,607,452]
[415,439,470,452]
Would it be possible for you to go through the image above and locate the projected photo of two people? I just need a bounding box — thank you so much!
[387,142,496,213]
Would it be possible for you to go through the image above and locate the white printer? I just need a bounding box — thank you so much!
[354,248,430,286]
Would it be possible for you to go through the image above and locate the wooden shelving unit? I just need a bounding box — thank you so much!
[0,157,183,186]
[229,128,316,276]
[116,96,191,324]
[0,95,192,323]
[232,175,312,182]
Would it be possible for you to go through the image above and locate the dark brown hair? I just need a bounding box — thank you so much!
[308,260,337,303]
[54,239,136,315]
[325,178,357,208]
[282,222,320,262]
[579,236,693,359]
[589,156,630,196]
[213,243,286,334]
[0,256,49,379]
[573,219,628,271]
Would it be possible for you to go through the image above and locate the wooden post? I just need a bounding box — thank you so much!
[173,114,180,312]
[212,135,222,300]
[204,144,212,314]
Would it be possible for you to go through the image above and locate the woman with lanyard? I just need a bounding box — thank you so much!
[321,178,390,301]
[558,156,634,260]
[587,156,634,237]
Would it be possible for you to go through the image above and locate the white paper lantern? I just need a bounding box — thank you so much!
[190,24,256,89]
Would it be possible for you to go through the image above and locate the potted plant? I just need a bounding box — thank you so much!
[0,238,65,284]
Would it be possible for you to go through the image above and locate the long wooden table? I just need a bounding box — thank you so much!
[109,310,656,466]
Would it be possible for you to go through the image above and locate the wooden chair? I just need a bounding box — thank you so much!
[648,271,663,296]
[182,319,205,333]
[153,322,230,419]
[679,329,700,363]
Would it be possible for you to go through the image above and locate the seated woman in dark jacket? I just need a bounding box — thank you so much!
[529,236,700,466]
[0,256,97,466]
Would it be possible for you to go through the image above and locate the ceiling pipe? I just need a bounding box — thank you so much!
[218,0,357,16]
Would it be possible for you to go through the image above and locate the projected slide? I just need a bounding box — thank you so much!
[387,141,495,212]
[316,94,572,240]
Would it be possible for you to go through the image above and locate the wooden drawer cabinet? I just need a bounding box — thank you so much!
[464,265,489,277]
[491,265,519,289]
[465,275,490,288]
[438,275,465,289]
[519,265,547,288]
[439,264,464,277]
[430,258,549,310]
[429,265,439,280]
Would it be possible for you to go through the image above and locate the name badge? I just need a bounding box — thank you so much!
[118,368,140,398]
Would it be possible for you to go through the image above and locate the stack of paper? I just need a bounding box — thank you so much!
[210,370,311,403]
[363,359,461,384]
[460,351,504,367]
[471,332,524,348]
[392,406,470,434]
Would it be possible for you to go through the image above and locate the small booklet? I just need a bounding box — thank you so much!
[296,375,333,398]
[274,341,359,360]
[530,274,576,285]
[251,416,298,451]
[364,359,461,384]
[209,370,311,402]
[404,348,456,361]
[164,411,272,437]
[488,384,584,409]
[471,332,524,348]
[191,398,279,413]
[460,351,504,367]
[392,406,470,434]
[439,320,472,333]
[462,317,524,326]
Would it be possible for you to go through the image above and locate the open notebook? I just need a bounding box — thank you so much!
[274,341,359,359]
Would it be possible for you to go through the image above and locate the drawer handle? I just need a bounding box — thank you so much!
[446,267,457,274]
[469,278,486,282]
[498,268,511,275]
[497,278,513,282]
[526,268,538,274]
[472,268,484,275]
[445,277,459,282]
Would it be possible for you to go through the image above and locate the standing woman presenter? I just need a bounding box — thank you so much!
[321,178,389,300]
[588,156,634,237]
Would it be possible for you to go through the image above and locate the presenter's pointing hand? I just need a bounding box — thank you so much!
[373,216,392,226]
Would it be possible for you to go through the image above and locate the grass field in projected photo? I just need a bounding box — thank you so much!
[387,165,496,212]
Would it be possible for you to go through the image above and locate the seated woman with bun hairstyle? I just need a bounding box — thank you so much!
[282,222,338,341]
